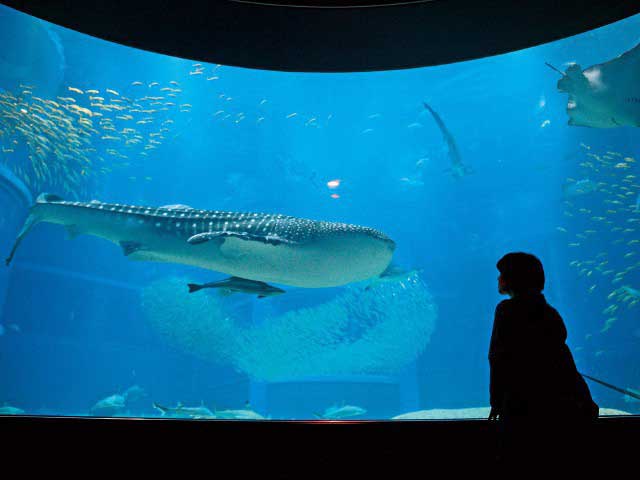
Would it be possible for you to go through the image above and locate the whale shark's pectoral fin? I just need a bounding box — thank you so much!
[119,241,144,256]
[187,231,294,246]
[187,232,225,245]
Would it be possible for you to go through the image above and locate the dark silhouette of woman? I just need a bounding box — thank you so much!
[489,252,598,465]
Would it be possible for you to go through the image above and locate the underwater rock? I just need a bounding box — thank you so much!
[553,42,640,128]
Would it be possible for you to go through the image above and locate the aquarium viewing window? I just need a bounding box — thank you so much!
[0,3,639,421]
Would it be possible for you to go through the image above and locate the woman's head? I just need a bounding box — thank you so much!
[497,252,545,296]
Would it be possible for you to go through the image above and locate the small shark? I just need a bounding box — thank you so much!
[153,402,215,419]
[0,404,25,415]
[122,385,146,403]
[207,408,267,420]
[188,276,285,298]
[90,394,127,417]
[6,194,395,289]
[422,102,472,178]
[314,404,366,420]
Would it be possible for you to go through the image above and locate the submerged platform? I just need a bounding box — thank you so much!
[2,414,638,474]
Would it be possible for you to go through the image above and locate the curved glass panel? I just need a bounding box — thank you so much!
[0,4,638,420]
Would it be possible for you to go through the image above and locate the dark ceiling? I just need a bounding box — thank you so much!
[1,0,638,72]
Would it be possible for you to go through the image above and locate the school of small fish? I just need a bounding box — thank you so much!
[559,144,640,341]
[0,62,340,199]
[0,78,186,195]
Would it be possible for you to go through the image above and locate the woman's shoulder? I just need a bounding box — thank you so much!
[495,298,515,315]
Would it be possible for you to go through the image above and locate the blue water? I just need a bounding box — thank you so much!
[0,5,639,420]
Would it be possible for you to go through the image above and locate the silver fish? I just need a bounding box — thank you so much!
[6,194,395,288]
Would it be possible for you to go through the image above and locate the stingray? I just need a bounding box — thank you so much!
[547,42,640,128]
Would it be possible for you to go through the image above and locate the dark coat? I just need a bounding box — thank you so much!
[489,293,598,420]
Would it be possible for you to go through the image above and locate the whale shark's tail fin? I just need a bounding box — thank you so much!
[6,214,37,266]
[6,193,65,266]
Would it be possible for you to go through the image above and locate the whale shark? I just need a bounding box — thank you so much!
[6,194,395,289]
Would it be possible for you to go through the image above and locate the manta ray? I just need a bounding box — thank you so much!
[5,194,395,289]
[548,42,640,128]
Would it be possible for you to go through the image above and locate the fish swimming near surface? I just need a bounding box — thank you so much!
[422,102,472,178]
[188,276,285,297]
[6,194,395,289]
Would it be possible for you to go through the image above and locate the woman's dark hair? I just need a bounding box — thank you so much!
[497,252,545,294]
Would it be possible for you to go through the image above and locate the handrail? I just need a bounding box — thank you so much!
[581,373,640,401]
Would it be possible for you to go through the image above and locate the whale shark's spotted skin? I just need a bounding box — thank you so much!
[7,195,395,288]
[51,199,392,246]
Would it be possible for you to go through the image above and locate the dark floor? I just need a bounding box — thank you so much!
[2,415,637,476]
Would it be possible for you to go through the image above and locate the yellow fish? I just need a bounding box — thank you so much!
[68,86,84,94]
